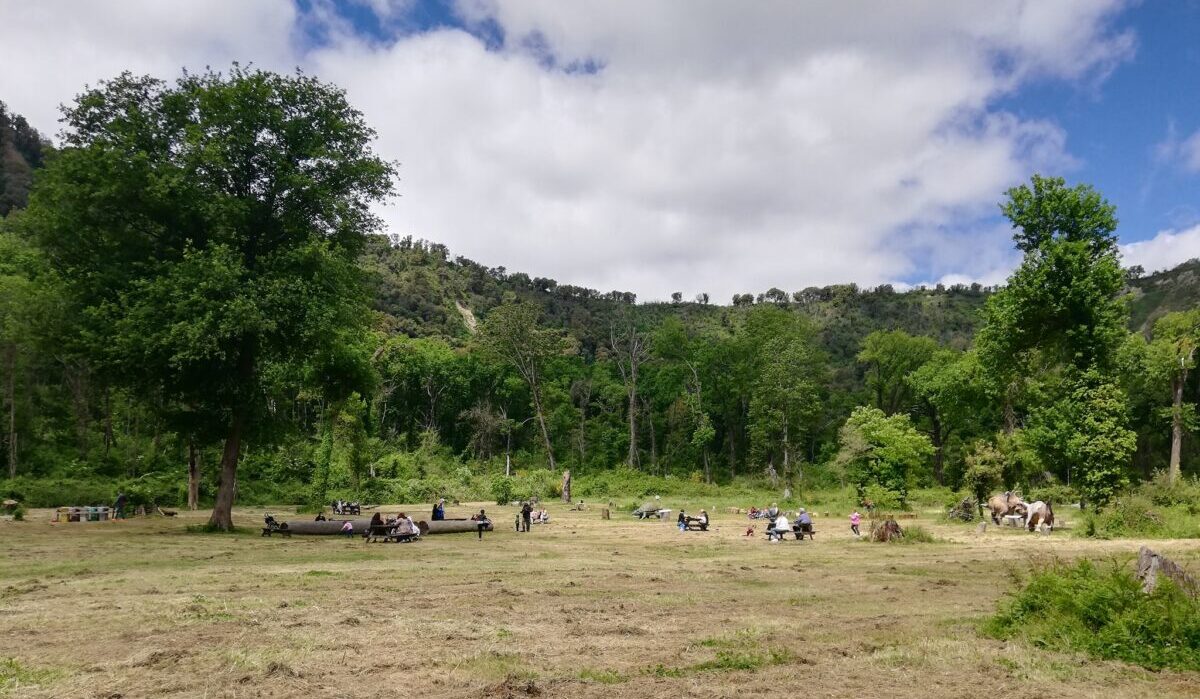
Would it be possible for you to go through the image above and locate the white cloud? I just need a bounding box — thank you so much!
[1154,121,1200,173]
[0,1,1137,300]
[1121,225,1200,274]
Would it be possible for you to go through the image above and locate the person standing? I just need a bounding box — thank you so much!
[432,498,445,521]
[113,492,128,519]
[475,509,490,540]
[521,501,532,532]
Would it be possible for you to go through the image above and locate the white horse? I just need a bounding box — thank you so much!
[1024,500,1054,533]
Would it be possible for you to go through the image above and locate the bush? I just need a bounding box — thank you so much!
[490,475,515,505]
[1139,471,1200,509]
[985,559,1200,671]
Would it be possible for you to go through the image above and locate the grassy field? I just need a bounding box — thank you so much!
[2,502,1199,698]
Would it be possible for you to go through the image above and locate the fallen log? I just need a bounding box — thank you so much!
[282,517,494,536]
[423,518,494,534]
[282,518,372,535]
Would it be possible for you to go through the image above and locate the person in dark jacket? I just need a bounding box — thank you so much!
[475,509,490,539]
[521,502,532,532]
[113,492,128,519]
[432,498,446,521]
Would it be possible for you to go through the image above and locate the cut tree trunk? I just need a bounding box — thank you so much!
[561,469,571,503]
[187,441,200,511]
[1137,546,1199,598]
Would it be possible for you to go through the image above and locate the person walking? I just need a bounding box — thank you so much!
[850,510,862,537]
[475,509,490,540]
[112,491,128,519]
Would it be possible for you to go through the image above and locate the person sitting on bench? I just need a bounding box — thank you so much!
[793,508,814,538]
[677,510,688,531]
[536,508,549,524]
[768,512,790,542]
[405,513,420,538]
[392,513,416,539]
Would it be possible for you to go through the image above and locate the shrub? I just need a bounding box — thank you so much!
[985,559,1200,671]
[491,475,515,505]
[1139,471,1200,508]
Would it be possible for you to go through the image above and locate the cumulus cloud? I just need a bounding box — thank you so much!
[1121,225,1200,273]
[0,0,1138,300]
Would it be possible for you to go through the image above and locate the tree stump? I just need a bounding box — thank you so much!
[1137,546,1200,598]
[601,508,610,520]
[871,518,904,542]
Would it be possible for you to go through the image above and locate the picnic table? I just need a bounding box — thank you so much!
[363,523,418,543]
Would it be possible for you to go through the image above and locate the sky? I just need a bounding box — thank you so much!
[1,0,1198,301]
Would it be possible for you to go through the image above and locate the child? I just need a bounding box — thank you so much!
[850,510,862,537]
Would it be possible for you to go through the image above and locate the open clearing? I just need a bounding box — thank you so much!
[2,503,1199,698]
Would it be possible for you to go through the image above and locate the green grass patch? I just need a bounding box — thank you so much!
[1,657,64,694]
[577,668,626,684]
[984,558,1200,672]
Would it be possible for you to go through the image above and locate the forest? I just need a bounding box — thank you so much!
[2,70,1200,530]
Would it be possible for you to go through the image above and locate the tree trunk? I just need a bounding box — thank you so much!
[531,383,556,471]
[187,441,201,510]
[627,385,639,467]
[4,344,15,479]
[207,412,245,531]
[103,386,114,455]
[1169,373,1185,485]
[561,469,571,502]
[645,398,657,473]
[930,411,945,485]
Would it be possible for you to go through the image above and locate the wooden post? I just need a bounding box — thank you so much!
[601,508,610,520]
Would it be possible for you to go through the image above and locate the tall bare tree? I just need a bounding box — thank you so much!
[610,319,649,467]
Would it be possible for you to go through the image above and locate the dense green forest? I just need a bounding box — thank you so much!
[2,72,1199,528]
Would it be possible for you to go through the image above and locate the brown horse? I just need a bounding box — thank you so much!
[986,491,1026,524]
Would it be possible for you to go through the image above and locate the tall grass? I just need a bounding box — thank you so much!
[985,559,1200,672]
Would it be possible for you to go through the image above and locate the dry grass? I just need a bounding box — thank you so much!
[1,503,1198,698]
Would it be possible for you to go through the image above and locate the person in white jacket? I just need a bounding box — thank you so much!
[770,513,790,542]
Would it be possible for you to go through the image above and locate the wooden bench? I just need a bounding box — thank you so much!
[793,523,816,540]
[261,524,291,537]
[684,520,709,531]
[763,525,817,541]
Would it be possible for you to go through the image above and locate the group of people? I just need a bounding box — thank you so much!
[517,502,549,531]
[367,511,422,539]
[677,509,709,530]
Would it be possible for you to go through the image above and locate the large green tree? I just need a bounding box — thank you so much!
[22,67,395,529]
[835,405,933,506]
[1146,310,1200,484]
[857,330,938,414]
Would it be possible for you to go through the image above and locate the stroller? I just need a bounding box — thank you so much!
[262,513,290,537]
